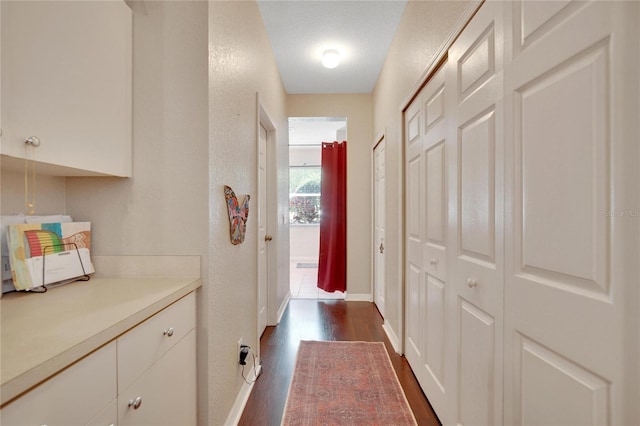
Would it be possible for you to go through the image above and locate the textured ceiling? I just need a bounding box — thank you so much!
[257,1,407,94]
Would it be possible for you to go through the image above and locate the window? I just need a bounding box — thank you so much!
[289,166,321,224]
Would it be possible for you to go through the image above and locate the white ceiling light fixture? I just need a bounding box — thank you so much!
[322,49,340,69]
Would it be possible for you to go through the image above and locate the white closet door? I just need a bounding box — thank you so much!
[503,1,639,424]
[404,61,450,422]
[405,95,425,384]
[419,63,449,421]
[446,2,504,425]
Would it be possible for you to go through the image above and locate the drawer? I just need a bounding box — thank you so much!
[0,341,117,426]
[118,331,196,426]
[117,292,195,393]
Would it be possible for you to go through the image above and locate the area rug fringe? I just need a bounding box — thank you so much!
[281,340,417,425]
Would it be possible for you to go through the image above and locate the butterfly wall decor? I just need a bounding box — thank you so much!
[224,185,250,245]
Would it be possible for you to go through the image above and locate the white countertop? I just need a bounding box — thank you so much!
[0,276,201,405]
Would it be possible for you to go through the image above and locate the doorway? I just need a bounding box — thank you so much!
[289,117,346,300]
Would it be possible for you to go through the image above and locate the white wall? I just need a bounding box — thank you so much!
[209,2,289,424]
[65,0,211,422]
[290,225,320,260]
[287,94,373,298]
[1,169,66,215]
[372,0,471,345]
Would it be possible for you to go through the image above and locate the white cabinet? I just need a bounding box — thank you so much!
[118,332,197,426]
[0,0,132,177]
[0,292,197,426]
[117,292,197,425]
[0,341,117,426]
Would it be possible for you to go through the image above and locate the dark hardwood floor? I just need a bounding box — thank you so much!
[238,299,441,426]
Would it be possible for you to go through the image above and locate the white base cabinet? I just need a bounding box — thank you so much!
[0,342,117,426]
[0,293,196,426]
[118,331,196,426]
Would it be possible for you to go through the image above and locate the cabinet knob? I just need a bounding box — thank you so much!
[429,258,438,266]
[163,327,175,337]
[466,278,478,288]
[128,396,143,410]
[25,136,41,147]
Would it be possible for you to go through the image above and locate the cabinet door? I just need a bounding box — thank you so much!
[86,400,117,426]
[503,1,640,424]
[0,1,132,177]
[117,293,195,394]
[445,2,505,424]
[0,342,117,426]
[118,331,196,426]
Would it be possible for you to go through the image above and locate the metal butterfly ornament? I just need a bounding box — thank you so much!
[224,185,250,245]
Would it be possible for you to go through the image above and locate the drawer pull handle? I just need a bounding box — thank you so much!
[128,396,143,410]
[429,258,438,266]
[467,278,478,288]
[163,327,175,337]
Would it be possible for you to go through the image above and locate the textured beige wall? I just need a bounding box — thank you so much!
[209,1,289,424]
[372,0,471,345]
[1,169,66,215]
[65,0,212,422]
[287,94,373,298]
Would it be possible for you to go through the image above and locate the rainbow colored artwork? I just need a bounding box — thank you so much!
[24,230,64,257]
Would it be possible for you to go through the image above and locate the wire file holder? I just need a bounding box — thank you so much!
[34,242,91,292]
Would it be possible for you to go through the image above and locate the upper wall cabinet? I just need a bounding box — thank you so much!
[1,1,132,177]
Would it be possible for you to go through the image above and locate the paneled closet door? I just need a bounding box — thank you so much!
[404,61,450,424]
[503,1,640,425]
[445,2,504,425]
[422,63,449,421]
[404,92,425,393]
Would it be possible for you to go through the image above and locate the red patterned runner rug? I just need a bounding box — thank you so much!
[281,340,418,425]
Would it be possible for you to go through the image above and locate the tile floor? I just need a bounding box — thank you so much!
[290,258,344,300]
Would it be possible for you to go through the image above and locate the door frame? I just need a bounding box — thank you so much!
[371,131,386,319]
[256,94,278,351]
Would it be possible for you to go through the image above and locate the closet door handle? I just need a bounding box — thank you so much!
[128,396,143,410]
[379,243,384,253]
[466,278,478,288]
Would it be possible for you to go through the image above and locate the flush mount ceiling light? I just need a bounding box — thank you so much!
[322,49,340,69]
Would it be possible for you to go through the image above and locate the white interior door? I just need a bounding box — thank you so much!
[404,95,424,385]
[374,139,386,317]
[404,62,449,422]
[257,123,268,337]
[503,2,639,424]
[446,2,504,424]
[420,63,448,421]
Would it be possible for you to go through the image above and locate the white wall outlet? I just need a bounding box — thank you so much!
[237,338,243,360]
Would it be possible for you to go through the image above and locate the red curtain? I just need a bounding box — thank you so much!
[317,141,347,293]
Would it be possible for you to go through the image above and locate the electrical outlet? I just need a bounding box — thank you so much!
[237,338,243,361]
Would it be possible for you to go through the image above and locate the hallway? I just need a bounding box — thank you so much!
[238,300,440,425]
[289,259,344,300]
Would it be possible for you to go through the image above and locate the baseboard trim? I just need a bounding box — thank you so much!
[345,293,373,302]
[382,321,401,355]
[224,360,262,425]
[276,292,292,324]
